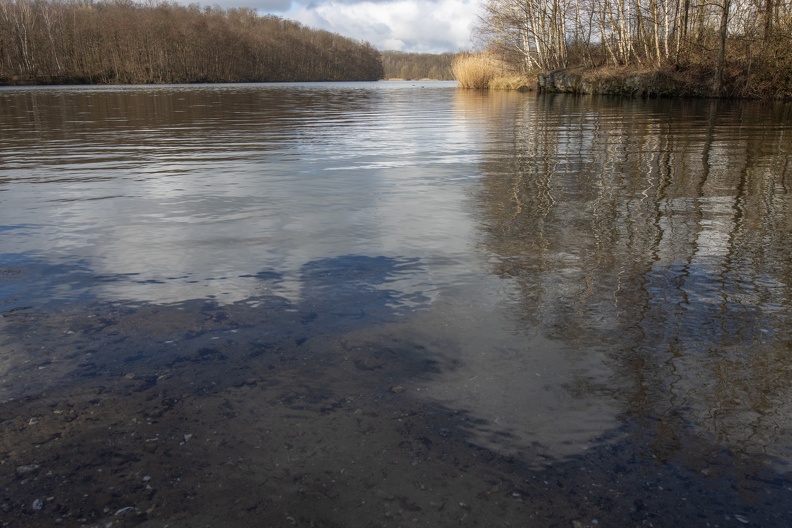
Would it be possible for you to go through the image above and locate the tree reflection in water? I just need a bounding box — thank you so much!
[465,90,792,471]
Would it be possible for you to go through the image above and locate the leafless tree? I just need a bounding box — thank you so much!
[0,0,384,84]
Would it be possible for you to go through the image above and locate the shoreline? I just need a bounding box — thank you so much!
[532,66,792,99]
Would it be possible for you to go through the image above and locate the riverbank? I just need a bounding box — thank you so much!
[533,65,792,99]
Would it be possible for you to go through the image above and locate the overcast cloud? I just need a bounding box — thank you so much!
[178,0,479,53]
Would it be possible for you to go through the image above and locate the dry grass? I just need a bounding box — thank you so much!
[540,46,792,99]
[578,65,653,83]
[488,74,538,91]
[452,53,503,89]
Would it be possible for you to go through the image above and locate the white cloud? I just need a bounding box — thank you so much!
[203,0,294,10]
[173,0,478,53]
[285,0,477,52]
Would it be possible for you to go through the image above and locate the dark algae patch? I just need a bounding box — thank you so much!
[2,259,791,527]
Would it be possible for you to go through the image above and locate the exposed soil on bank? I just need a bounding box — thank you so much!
[535,66,792,99]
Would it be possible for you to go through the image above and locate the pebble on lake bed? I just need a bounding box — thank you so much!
[16,464,40,476]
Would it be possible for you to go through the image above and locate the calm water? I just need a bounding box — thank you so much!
[2,82,792,525]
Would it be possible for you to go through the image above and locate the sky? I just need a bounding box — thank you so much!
[177,0,480,53]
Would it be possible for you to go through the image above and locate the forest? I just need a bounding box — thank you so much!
[477,0,792,96]
[380,51,455,80]
[0,0,384,84]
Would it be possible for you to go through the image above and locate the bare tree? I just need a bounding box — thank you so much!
[475,0,792,96]
[0,0,384,84]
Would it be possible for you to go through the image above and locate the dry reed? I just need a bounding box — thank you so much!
[452,53,502,89]
[488,74,537,91]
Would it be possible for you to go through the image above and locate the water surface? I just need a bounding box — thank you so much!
[1,82,792,526]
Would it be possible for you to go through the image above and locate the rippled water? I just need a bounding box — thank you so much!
[2,82,792,525]
[0,82,482,306]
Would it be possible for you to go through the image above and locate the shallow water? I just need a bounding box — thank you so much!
[2,82,792,526]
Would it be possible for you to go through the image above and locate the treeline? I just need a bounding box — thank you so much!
[0,0,384,84]
[380,51,455,80]
[478,0,792,96]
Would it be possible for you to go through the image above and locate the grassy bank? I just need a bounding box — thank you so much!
[453,53,791,99]
[538,65,792,99]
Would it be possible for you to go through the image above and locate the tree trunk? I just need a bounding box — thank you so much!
[712,0,730,95]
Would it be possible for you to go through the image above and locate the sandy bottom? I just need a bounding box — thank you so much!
[1,297,791,528]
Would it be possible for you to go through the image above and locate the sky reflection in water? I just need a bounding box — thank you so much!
[2,83,792,477]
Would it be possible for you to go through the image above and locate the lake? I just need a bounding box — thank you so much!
[1,81,791,526]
